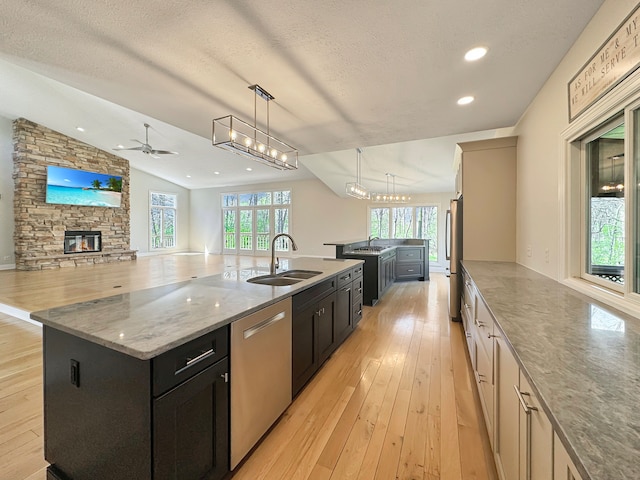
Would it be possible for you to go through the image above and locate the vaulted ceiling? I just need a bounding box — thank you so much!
[0,0,605,195]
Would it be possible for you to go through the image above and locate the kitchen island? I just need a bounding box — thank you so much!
[462,261,640,480]
[325,238,429,305]
[32,257,363,480]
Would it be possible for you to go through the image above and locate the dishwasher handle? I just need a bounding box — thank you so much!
[243,311,287,340]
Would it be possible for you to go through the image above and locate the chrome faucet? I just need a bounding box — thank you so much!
[271,233,298,275]
[368,235,379,247]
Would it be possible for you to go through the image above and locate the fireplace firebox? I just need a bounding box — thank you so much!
[64,231,102,254]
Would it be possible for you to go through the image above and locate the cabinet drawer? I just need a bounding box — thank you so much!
[476,297,494,358]
[153,325,229,396]
[293,277,336,312]
[396,263,423,278]
[352,297,363,327]
[397,247,423,261]
[352,263,363,280]
[337,269,354,288]
[352,276,363,298]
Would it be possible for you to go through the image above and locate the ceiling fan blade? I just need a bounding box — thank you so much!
[131,139,144,145]
[150,149,178,155]
[150,154,161,159]
[113,146,144,151]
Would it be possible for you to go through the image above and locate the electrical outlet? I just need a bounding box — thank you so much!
[526,245,532,257]
[545,248,550,263]
[2,255,10,261]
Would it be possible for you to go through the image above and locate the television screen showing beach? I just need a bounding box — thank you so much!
[46,166,123,207]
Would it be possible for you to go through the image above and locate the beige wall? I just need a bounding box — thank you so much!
[0,116,14,268]
[190,178,453,270]
[514,0,636,279]
[129,167,191,255]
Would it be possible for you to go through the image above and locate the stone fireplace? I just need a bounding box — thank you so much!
[12,119,136,270]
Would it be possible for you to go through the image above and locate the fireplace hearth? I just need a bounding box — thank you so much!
[64,231,102,254]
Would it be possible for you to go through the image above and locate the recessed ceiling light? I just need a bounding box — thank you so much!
[186,175,191,178]
[214,171,220,175]
[116,144,124,149]
[246,167,252,172]
[457,96,475,105]
[465,47,487,61]
[76,126,85,132]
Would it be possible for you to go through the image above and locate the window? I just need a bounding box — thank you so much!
[150,192,177,249]
[369,205,438,261]
[222,190,291,255]
[582,118,625,288]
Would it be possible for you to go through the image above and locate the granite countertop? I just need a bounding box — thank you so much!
[462,260,640,480]
[31,257,362,361]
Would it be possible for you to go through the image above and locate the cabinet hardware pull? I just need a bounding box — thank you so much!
[515,385,537,480]
[488,334,498,338]
[316,309,322,316]
[357,309,362,315]
[513,385,538,414]
[343,287,351,292]
[340,274,351,280]
[221,372,229,383]
[407,269,414,272]
[176,347,216,374]
[243,311,286,339]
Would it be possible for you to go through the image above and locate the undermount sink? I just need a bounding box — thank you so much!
[277,270,322,279]
[247,275,302,286]
[247,269,322,286]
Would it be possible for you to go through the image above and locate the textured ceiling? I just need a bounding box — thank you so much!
[0,0,605,194]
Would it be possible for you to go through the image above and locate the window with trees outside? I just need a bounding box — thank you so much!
[369,205,438,261]
[222,190,291,255]
[150,192,177,250]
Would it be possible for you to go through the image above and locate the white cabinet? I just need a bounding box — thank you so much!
[554,433,584,480]
[474,297,494,446]
[456,137,517,262]
[517,372,553,480]
[494,333,520,480]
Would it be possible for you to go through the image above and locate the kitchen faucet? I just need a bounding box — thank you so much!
[368,234,379,247]
[271,233,298,275]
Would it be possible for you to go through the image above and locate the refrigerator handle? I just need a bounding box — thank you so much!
[445,209,451,261]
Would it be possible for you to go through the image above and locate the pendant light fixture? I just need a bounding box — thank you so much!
[212,84,298,170]
[372,173,411,203]
[345,147,370,199]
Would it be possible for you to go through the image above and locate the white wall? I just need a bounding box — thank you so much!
[0,115,14,268]
[190,177,453,269]
[129,168,191,255]
[514,0,636,280]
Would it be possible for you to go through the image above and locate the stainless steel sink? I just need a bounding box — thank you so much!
[277,270,322,279]
[247,269,321,285]
[247,275,302,286]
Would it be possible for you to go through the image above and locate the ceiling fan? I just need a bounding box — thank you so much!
[113,123,178,159]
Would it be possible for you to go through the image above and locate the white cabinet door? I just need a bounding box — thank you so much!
[494,334,520,480]
[554,432,584,480]
[517,372,553,480]
[475,333,494,447]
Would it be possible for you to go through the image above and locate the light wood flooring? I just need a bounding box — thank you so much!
[0,255,497,480]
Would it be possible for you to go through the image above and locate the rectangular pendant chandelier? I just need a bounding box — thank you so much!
[212,85,298,170]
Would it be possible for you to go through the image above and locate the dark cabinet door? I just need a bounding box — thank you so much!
[292,302,318,396]
[335,283,353,345]
[316,292,337,365]
[154,357,229,480]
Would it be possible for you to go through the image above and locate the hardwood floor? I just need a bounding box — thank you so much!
[0,255,497,480]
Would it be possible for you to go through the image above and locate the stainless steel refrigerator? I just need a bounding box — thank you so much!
[446,195,462,322]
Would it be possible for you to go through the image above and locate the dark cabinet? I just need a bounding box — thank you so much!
[292,277,337,396]
[154,358,229,480]
[378,249,396,297]
[43,325,230,480]
[335,282,353,345]
[395,245,429,281]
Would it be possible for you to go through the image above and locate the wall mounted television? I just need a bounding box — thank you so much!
[46,166,123,208]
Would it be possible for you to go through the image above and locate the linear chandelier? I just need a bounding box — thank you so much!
[212,84,298,170]
[372,173,411,203]
[345,147,370,199]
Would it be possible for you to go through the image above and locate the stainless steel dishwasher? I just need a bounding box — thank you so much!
[230,297,292,469]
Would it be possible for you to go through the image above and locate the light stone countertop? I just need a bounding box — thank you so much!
[31,257,362,360]
[462,260,640,480]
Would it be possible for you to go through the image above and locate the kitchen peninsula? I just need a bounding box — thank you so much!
[325,238,429,305]
[32,257,363,480]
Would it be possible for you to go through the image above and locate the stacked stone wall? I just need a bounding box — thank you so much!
[13,119,135,270]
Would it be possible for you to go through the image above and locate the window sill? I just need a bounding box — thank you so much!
[562,277,640,319]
